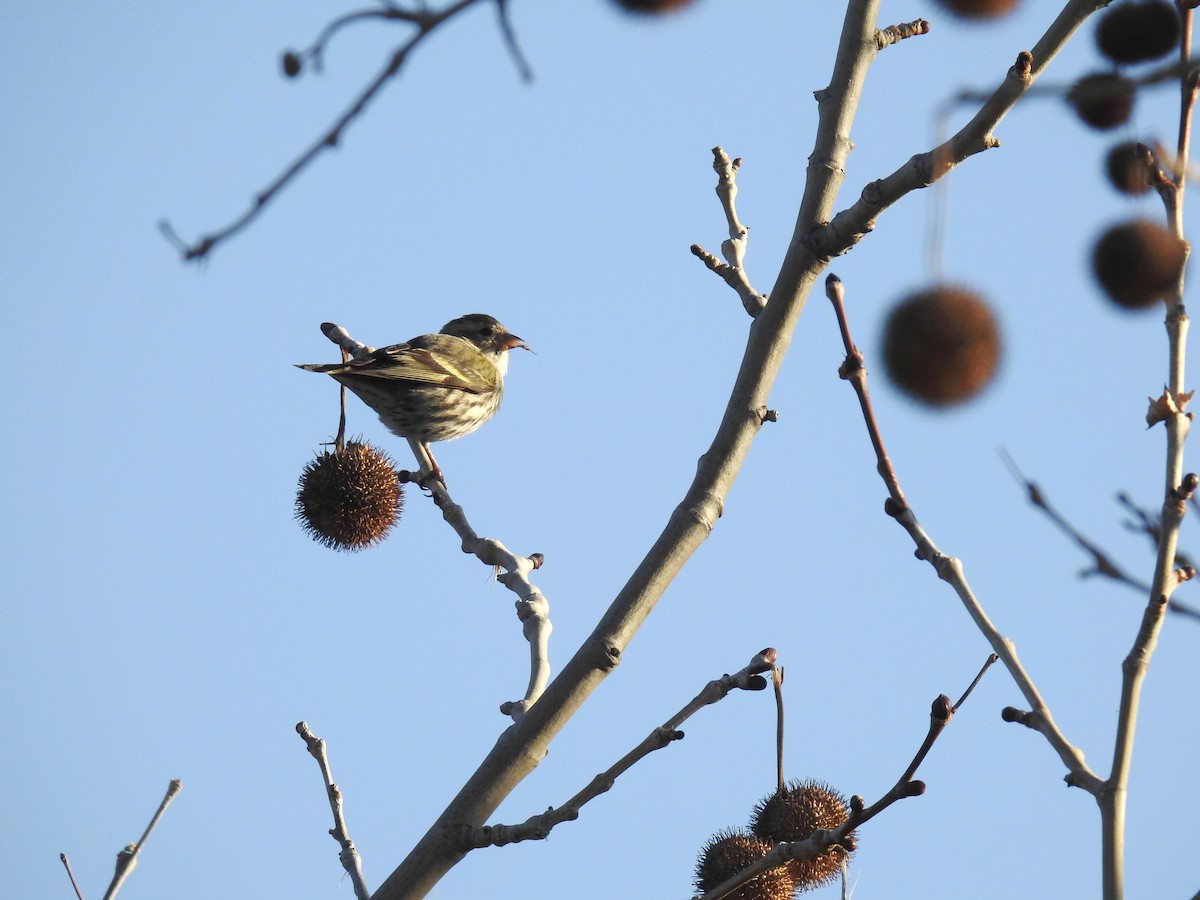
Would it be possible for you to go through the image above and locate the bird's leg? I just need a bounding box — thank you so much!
[406,438,445,487]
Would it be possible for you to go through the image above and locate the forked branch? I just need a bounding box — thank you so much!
[464,649,776,850]
[160,0,499,262]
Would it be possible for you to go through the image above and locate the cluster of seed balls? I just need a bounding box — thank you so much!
[1072,1,1187,315]
[694,780,852,899]
[880,1,1185,409]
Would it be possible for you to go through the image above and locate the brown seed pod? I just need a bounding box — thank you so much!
[932,0,1021,20]
[1092,219,1186,309]
[1067,73,1137,130]
[694,830,796,900]
[1096,1,1180,65]
[750,779,852,891]
[1104,141,1153,195]
[611,0,697,14]
[295,441,404,551]
[882,286,1002,408]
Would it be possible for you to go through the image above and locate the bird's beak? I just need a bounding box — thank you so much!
[502,333,531,353]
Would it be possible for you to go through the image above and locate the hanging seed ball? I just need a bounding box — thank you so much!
[1067,73,1136,130]
[932,0,1021,20]
[611,0,697,14]
[1092,219,1186,310]
[1104,141,1153,195]
[882,286,1001,408]
[1096,1,1180,65]
[295,441,404,551]
[750,779,852,892]
[694,829,796,900]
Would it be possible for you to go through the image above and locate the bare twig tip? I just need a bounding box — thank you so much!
[931,694,953,723]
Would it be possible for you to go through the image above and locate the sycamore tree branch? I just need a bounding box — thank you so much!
[463,649,775,850]
[371,3,889,896]
[824,274,1103,795]
[1103,10,1197,898]
[159,0,490,262]
[816,0,1108,257]
[372,4,1103,897]
[95,780,183,900]
[1000,453,1200,619]
[296,723,370,900]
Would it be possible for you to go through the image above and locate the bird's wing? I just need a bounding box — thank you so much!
[298,337,496,394]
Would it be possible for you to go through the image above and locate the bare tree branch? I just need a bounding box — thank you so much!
[825,272,1103,795]
[463,649,775,849]
[160,0,491,262]
[100,779,182,900]
[296,722,370,899]
[370,3,1112,896]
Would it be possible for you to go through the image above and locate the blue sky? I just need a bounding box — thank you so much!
[3,2,1197,898]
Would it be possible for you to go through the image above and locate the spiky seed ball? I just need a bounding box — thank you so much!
[611,0,697,14]
[1092,219,1186,309]
[694,830,796,900]
[295,441,404,551]
[932,0,1021,20]
[750,780,852,892]
[882,286,1001,408]
[1104,141,1153,195]
[1067,73,1136,130]
[1096,1,1180,64]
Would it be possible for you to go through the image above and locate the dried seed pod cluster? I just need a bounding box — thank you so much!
[694,780,852,898]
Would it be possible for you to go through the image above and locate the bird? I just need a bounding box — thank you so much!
[297,313,527,481]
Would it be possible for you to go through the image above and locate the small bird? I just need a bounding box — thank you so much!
[297,313,527,480]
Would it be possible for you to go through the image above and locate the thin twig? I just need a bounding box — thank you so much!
[772,665,785,794]
[336,346,350,452]
[874,18,929,51]
[494,0,533,82]
[101,780,182,900]
[953,653,997,713]
[59,853,85,900]
[999,450,1151,589]
[162,0,488,262]
[826,272,1100,795]
[465,649,776,849]
[999,455,1200,619]
[296,722,371,900]
[825,275,906,511]
[691,147,768,317]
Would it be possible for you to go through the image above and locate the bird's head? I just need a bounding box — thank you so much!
[442,313,529,358]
